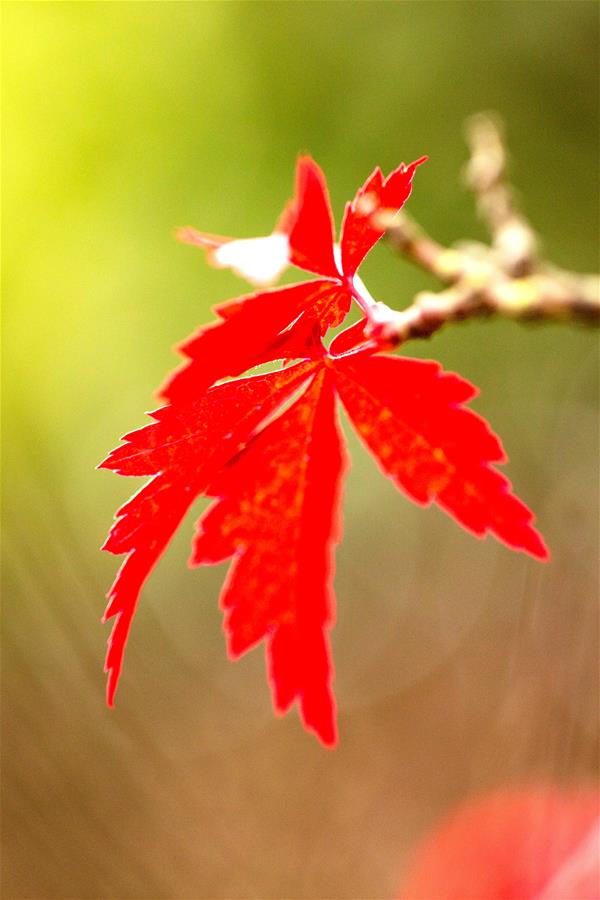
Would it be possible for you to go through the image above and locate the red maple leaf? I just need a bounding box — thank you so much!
[100,156,548,746]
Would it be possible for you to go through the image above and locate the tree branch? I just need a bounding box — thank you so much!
[379,113,599,345]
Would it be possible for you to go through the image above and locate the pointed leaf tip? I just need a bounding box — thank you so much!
[340,154,426,275]
[288,157,339,279]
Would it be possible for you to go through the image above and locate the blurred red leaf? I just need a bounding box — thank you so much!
[398,786,600,900]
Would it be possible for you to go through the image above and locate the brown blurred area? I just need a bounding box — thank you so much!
[3,372,598,898]
[2,2,598,898]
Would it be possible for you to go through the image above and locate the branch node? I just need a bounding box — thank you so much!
[382,113,598,341]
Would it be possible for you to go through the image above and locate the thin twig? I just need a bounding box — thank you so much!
[464,112,539,277]
[380,113,599,345]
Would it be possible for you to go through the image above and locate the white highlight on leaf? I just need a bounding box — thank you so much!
[332,243,344,279]
[212,233,290,287]
[352,271,379,309]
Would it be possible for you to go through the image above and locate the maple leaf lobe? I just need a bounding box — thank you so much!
[100,362,319,708]
[191,366,347,746]
[333,354,548,560]
[288,156,339,279]
[340,156,427,277]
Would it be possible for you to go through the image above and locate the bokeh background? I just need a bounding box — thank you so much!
[2,2,598,898]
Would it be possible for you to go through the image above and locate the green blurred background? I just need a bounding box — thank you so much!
[2,2,598,898]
